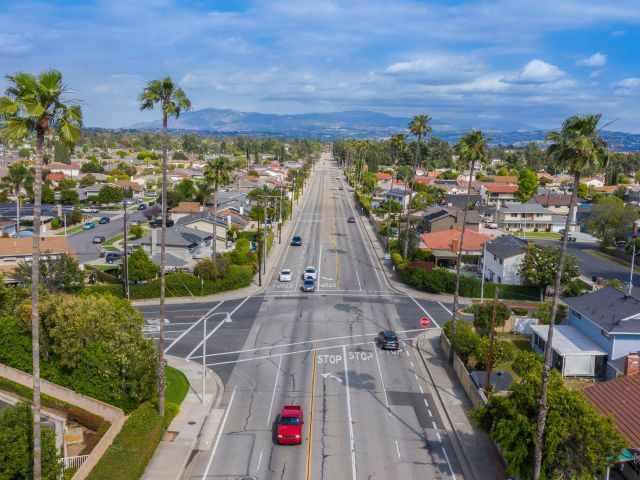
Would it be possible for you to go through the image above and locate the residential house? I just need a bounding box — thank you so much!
[0,237,75,278]
[238,175,260,191]
[430,179,461,194]
[443,194,482,210]
[417,206,482,234]
[169,202,209,221]
[481,234,528,285]
[48,162,81,178]
[529,193,585,215]
[114,179,146,201]
[376,172,393,189]
[132,225,212,266]
[562,286,640,379]
[495,203,564,232]
[45,172,65,187]
[176,208,252,251]
[491,175,518,185]
[583,177,605,188]
[419,228,493,266]
[480,184,518,205]
[583,362,640,480]
[382,187,412,210]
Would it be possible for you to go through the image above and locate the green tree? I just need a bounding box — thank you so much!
[474,337,515,369]
[2,160,32,236]
[59,189,79,205]
[80,158,104,173]
[0,69,82,477]
[0,402,61,480]
[138,76,191,417]
[586,196,638,245]
[127,248,159,282]
[41,185,55,205]
[516,167,539,202]
[512,350,543,378]
[519,244,580,300]
[532,301,567,325]
[496,166,509,176]
[12,253,83,293]
[79,174,96,187]
[173,178,196,201]
[18,147,31,159]
[97,185,124,206]
[533,114,608,479]
[57,177,76,190]
[471,369,624,480]
[204,157,234,262]
[193,255,230,280]
[451,130,490,333]
[577,182,589,199]
[361,171,377,194]
[445,320,480,364]
[129,224,144,239]
[53,140,70,164]
[472,301,511,336]
[172,151,188,160]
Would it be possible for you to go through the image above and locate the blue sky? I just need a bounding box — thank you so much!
[2,0,640,132]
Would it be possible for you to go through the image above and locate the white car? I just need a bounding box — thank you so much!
[486,222,498,229]
[279,268,292,282]
[303,266,317,280]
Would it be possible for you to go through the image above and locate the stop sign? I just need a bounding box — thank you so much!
[420,317,430,328]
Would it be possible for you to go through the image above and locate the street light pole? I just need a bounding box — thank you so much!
[202,312,231,405]
[629,242,637,296]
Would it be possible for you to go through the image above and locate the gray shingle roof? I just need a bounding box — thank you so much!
[498,203,551,214]
[135,225,211,248]
[485,234,528,259]
[562,286,640,334]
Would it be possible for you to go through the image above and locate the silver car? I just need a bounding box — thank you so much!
[303,266,317,280]
[279,268,292,282]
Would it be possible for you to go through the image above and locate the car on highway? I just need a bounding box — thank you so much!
[98,216,110,224]
[92,235,106,244]
[376,330,400,351]
[302,278,315,292]
[303,266,317,280]
[290,235,302,246]
[347,217,356,223]
[279,269,292,282]
[82,221,96,230]
[105,252,124,264]
[276,405,303,444]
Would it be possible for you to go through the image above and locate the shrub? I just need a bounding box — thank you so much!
[511,306,529,316]
[193,255,229,281]
[390,252,405,268]
[512,350,543,378]
[129,224,144,239]
[473,301,510,335]
[127,249,159,282]
[474,337,516,369]
[51,217,61,229]
[449,321,480,364]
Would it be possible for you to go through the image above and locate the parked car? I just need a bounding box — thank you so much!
[130,219,141,226]
[105,252,124,263]
[137,203,147,210]
[82,222,96,230]
[98,216,110,224]
[347,217,356,223]
[290,235,302,246]
[302,278,315,292]
[149,218,174,228]
[279,269,292,282]
[562,233,577,242]
[339,186,344,190]
[124,200,134,205]
[276,405,303,445]
[486,222,498,229]
[376,330,400,351]
[81,207,98,214]
[303,266,317,280]
[92,235,106,244]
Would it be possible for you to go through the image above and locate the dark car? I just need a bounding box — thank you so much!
[347,217,356,223]
[149,218,175,228]
[98,216,110,224]
[339,186,344,190]
[290,235,302,246]
[105,252,124,264]
[302,278,315,292]
[92,235,106,244]
[137,203,147,210]
[376,330,399,351]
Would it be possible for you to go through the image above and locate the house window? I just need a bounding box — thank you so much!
[534,333,546,351]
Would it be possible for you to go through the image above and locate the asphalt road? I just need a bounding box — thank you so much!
[139,153,468,479]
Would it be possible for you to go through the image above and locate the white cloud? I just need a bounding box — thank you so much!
[576,52,607,67]
[508,59,566,84]
[610,30,626,37]
[0,33,31,55]
[616,78,640,88]
[612,77,640,96]
[384,54,482,80]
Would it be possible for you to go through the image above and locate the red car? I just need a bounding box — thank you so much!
[276,405,304,444]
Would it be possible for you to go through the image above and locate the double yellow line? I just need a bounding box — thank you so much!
[306,350,318,480]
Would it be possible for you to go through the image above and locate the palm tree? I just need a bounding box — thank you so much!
[0,69,82,479]
[532,114,607,480]
[204,157,233,262]
[2,160,31,236]
[451,130,490,334]
[138,77,191,417]
[389,134,408,248]
[404,115,432,259]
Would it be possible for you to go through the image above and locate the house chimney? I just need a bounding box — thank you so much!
[239,205,244,215]
[451,238,460,253]
[624,353,640,376]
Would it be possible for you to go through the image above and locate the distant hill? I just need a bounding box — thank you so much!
[127,108,640,151]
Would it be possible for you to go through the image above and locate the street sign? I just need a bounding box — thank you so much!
[420,317,430,328]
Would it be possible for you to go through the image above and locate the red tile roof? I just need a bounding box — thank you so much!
[46,172,65,182]
[484,184,518,194]
[583,373,640,449]
[376,172,392,180]
[419,228,493,253]
[413,176,437,184]
[491,175,518,184]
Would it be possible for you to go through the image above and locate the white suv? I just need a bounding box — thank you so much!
[279,269,292,282]
[303,266,317,280]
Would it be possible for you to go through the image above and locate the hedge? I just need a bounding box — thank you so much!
[83,265,255,300]
[355,190,371,214]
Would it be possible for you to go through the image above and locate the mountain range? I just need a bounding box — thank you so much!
[128,108,640,151]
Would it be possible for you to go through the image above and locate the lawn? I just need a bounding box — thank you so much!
[103,232,124,246]
[165,366,189,405]
[493,332,533,381]
[514,232,561,239]
[55,222,95,236]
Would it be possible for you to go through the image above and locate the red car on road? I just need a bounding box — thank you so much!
[276,405,304,444]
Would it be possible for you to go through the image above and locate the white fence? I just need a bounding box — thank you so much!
[63,455,89,471]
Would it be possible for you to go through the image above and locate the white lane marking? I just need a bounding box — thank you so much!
[438,301,453,316]
[442,447,456,478]
[424,398,429,407]
[418,385,424,394]
[290,170,318,291]
[432,421,437,430]
[185,296,252,360]
[405,349,409,357]
[164,301,222,354]
[342,345,357,480]
[193,328,425,359]
[202,386,237,480]
[410,361,414,368]
[373,342,391,415]
[428,409,433,417]
[255,448,264,472]
[414,373,419,383]
[395,440,401,459]
[437,432,442,442]
[317,243,322,291]
[409,296,441,328]
[266,354,283,428]
[355,269,362,291]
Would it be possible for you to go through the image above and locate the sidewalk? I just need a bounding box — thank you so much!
[415,331,507,480]
[141,355,224,480]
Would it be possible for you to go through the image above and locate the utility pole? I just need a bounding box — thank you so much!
[257,198,262,287]
[485,286,500,393]
[122,201,130,299]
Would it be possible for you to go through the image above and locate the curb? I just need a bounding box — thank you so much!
[413,332,478,480]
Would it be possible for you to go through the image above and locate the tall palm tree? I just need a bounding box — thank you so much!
[2,160,31,236]
[532,115,607,480]
[404,115,432,259]
[0,70,82,479]
[138,77,191,417]
[451,130,490,334]
[204,156,233,262]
